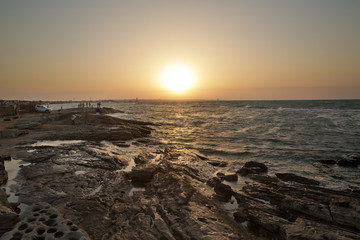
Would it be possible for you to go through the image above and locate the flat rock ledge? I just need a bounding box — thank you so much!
[0,202,89,240]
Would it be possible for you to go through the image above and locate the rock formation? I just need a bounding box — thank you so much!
[1,108,359,239]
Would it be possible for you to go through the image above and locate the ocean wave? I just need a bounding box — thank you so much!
[240,106,360,113]
[275,107,360,112]
[197,148,252,156]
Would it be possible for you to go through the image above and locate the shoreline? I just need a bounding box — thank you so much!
[1,107,359,239]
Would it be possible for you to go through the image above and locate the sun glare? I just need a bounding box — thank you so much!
[161,64,195,93]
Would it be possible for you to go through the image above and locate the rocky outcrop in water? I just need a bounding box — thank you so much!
[229,162,360,239]
[1,108,360,239]
[9,142,360,239]
[237,161,268,176]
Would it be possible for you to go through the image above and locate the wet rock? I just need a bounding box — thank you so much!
[278,196,332,222]
[0,155,11,161]
[237,161,268,176]
[0,189,18,237]
[283,218,360,240]
[318,159,337,164]
[248,175,279,184]
[14,122,41,130]
[112,141,130,148]
[1,202,89,240]
[276,173,320,186]
[216,172,225,178]
[329,197,360,231]
[223,174,238,182]
[152,210,176,240]
[233,211,247,223]
[25,152,57,163]
[206,177,221,187]
[128,165,158,184]
[0,160,8,185]
[134,151,156,165]
[0,129,29,139]
[207,161,227,167]
[214,183,233,200]
[36,110,153,142]
[337,159,360,167]
[247,209,289,238]
[194,153,208,160]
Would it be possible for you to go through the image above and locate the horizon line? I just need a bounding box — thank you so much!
[2,98,360,102]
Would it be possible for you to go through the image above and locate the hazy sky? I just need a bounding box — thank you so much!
[1,0,359,100]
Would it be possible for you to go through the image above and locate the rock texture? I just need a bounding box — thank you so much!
[11,146,253,240]
[0,160,8,185]
[1,202,89,240]
[237,161,268,176]
[0,189,18,237]
[232,167,360,239]
[275,173,320,186]
[1,108,360,240]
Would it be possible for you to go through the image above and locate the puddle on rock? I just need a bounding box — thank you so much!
[223,196,238,211]
[3,158,30,211]
[74,170,87,175]
[30,140,85,147]
[101,140,147,173]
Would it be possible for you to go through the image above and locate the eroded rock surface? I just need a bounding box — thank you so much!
[1,108,360,240]
[1,202,89,240]
[233,171,360,239]
[0,189,18,237]
[12,146,253,240]
[275,172,320,186]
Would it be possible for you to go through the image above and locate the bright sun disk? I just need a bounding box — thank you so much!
[161,64,195,93]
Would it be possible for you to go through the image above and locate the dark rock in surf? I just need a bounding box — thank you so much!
[248,175,279,184]
[318,159,336,165]
[275,173,320,186]
[237,161,268,176]
[337,159,360,167]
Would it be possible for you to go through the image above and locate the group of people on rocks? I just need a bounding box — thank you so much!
[77,102,101,108]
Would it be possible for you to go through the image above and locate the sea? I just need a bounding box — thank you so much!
[51,100,360,190]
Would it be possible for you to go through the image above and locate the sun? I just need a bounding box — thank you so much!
[161,64,195,93]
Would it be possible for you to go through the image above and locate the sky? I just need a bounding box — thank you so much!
[1,0,360,100]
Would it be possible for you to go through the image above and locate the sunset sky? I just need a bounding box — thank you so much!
[1,0,359,100]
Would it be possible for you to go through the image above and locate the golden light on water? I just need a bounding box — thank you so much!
[161,64,196,93]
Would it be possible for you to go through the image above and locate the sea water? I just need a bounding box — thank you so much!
[103,100,360,189]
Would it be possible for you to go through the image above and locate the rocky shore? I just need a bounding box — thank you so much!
[0,108,359,239]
